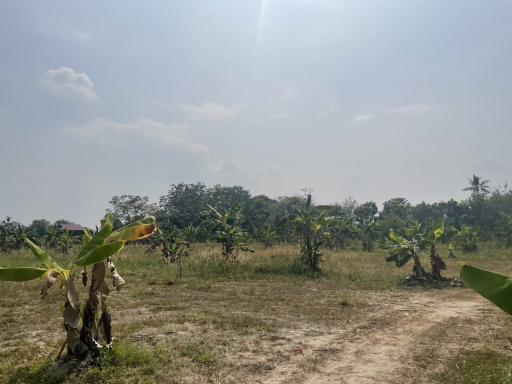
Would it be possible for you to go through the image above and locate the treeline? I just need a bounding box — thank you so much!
[3,176,512,252]
[105,179,512,248]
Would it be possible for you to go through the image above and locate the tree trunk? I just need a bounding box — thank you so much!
[430,244,446,280]
[411,252,427,279]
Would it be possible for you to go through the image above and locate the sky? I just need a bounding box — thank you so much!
[0,0,511,226]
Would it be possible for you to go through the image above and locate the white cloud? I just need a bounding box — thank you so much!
[40,66,98,101]
[181,102,240,121]
[352,114,374,125]
[388,103,434,116]
[63,117,209,156]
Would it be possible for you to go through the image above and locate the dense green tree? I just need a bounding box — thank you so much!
[0,217,25,251]
[379,198,414,236]
[26,219,52,244]
[158,183,208,229]
[205,185,251,215]
[107,195,156,228]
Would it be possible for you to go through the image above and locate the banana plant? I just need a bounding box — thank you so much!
[461,264,512,315]
[453,225,478,252]
[353,218,377,252]
[203,204,253,257]
[325,216,354,251]
[259,224,278,248]
[385,229,427,279]
[424,222,446,280]
[146,226,191,282]
[287,194,335,273]
[0,214,156,362]
[448,243,457,259]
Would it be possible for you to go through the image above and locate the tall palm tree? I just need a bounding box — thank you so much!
[463,174,490,194]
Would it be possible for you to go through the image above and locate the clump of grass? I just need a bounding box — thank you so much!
[437,349,512,384]
[100,343,155,368]
[4,360,61,384]
[5,343,173,384]
[179,341,216,365]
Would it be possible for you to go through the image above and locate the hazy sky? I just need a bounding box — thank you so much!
[1,0,511,226]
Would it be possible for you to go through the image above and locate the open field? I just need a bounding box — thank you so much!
[1,244,512,383]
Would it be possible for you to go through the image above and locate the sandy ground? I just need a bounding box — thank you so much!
[255,290,492,384]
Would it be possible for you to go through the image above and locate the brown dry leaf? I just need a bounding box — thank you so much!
[91,262,106,291]
[66,275,80,310]
[107,258,125,291]
[40,271,60,298]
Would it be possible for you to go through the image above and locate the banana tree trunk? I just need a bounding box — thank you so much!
[411,252,427,279]
[430,244,446,280]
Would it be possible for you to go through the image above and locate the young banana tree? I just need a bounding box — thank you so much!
[260,224,278,248]
[325,216,354,250]
[448,243,457,259]
[424,222,447,280]
[0,214,156,363]
[204,204,253,257]
[354,218,377,252]
[453,225,478,252]
[146,227,191,282]
[287,194,334,273]
[385,229,427,279]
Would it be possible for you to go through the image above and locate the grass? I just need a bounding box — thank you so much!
[438,350,512,384]
[1,242,512,382]
[5,343,174,384]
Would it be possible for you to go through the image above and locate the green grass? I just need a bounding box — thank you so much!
[4,343,174,384]
[179,341,216,365]
[437,349,512,384]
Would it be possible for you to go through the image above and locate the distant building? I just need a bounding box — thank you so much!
[58,223,84,237]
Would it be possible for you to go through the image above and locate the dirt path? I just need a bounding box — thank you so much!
[261,290,488,384]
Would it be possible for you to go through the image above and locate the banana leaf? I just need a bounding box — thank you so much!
[461,264,512,315]
[0,267,47,281]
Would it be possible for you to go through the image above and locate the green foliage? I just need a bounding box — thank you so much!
[353,202,378,252]
[385,229,423,271]
[259,224,278,248]
[204,204,253,257]
[453,225,478,252]
[437,349,512,384]
[179,342,216,365]
[0,217,24,252]
[324,216,354,250]
[461,264,512,315]
[287,194,334,273]
[107,194,156,228]
[0,267,47,281]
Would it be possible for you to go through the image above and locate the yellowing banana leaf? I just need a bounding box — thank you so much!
[107,216,156,242]
[75,241,125,266]
[24,238,62,271]
[461,264,512,315]
[0,267,47,281]
[76,215,114,261]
